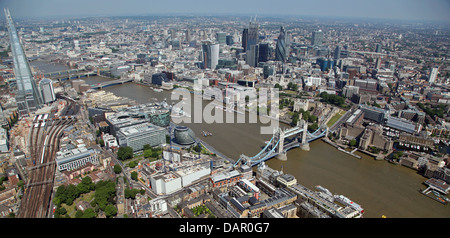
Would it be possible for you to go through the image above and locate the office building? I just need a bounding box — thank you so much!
[202,41,219,70]
[316,58,334,71]
[375,44,382,53]
[216,32,226,44]
[375,57,382,69]
[226,35,234,46]
[242,28,248,52]
[359,104,385,123]
[312,30,323,46]
[343,85,360,99]
[39,78,56,104]
[210,170,243,188]
[150,172,182,195]
[107,103,171,129]
[5,9,43,114]
[171,39,181,50]
[246,44,259,67]
[334,45,341,60]
[116,122,166,152]
[242,19,259,52]
[185,29,191,43]
[152,73,169,86]
[56,147,100,171]
[247,20,259,51]
[174,126,195,145]
[110,65,131,78]
[275,26,287,62]
[258,43,269,63]
[0,128,8,152]
[428,68,438,83]
[354,79,377,92]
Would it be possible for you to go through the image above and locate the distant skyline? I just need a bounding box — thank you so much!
[0,0,449,23]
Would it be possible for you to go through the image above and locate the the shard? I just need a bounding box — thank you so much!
[4,9,43,115]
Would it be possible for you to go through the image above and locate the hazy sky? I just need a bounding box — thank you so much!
[0,0,449,22]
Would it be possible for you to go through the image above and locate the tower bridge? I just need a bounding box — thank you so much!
[234,119,328,167]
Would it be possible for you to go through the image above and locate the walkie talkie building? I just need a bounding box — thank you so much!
[4,9,43,115]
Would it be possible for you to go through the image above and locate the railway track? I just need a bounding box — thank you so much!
[18,103,77,218]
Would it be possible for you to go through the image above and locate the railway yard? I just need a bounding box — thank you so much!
[17,101,78,218]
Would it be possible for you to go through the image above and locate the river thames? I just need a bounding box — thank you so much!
[88,76,449,218]
[31,61,450,218]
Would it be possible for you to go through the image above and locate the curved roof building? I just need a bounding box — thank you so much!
[174,126,195,145]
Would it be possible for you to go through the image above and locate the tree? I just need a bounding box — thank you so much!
[105,204,117,218]
[75,210,84,218]
[308,123,319,133]
[143,144,151,151]
[131,171,138,181]
[125,188,145,199]
[64,184,80,206]
[193,144,202,153]
[93,180,116,211]
[117,146,133,161]
[349,139,357,147]
[274,83,283,91]
[128,161,137,168]
[81,208,96,218]
[77,177,94,194]
[113,164,122,174]
[143,149,153,158]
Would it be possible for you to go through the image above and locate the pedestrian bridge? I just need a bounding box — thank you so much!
[234,119,328,167]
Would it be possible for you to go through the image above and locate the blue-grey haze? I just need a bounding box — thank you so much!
[0,0,449,22]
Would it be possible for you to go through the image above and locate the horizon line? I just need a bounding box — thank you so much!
[3,12,449,25]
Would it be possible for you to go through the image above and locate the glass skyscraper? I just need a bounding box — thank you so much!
[202,41,219,70]
[5,9,43,115]
[247,21,259,50]
[242,28,248,52]
[242,19,258,52]
[258,43,269,63]
[275,26,287,62]
[312,30,324,46]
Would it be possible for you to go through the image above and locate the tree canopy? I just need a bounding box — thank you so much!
[117,146,133,161]
[320,92,346,108]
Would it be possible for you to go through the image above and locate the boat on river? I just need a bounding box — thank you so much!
[334,195,364,214]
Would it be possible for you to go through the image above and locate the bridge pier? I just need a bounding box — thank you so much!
[300,143,310,151]
[276,152,287,161]
[300,119,310,151]
[278,128,284,155]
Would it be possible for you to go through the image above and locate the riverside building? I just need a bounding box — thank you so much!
[116,122,166,152]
